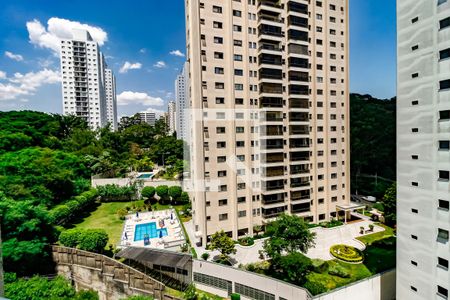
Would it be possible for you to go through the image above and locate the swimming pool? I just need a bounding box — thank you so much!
[137,173,154,179]
[134,222,168,241]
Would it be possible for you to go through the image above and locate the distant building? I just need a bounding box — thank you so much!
[104,69,118,130]
[175,62,189,141]
[397,1,450,299]
[60,29,117,130]
[139,111,157,126]
[168,101,176,135]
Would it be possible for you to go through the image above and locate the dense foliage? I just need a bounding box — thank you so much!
[0,110,185,276]
[97,184,138,202]
[380,183,397,226]
[350,94,396,198]
[209,230,237,259]
[59,228,109,253]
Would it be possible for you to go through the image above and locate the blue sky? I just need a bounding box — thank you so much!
[0,0,397,117]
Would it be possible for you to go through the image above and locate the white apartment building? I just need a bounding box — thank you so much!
[139,111,157,126]
[60,29,117,130]
[104,68,118,130]
[176,62,190,141]
[397,0,450,299]
[168,101,177,135]
[185,0,350,244]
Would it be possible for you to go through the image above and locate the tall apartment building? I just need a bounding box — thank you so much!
[397,1,450,299]
[104,68,118,130]
[60,29,117,130]
[175,62,190,141]
[185,0,350,243]
[139,111,157,126]
[168,101,177,135]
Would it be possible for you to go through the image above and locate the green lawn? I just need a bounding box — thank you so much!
[363,245,396,274]
[356,223,395,245]
[73,200,144,246]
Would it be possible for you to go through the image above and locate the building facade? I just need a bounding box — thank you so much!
[139,111,157,126]
[60,29,117,130]
[176,62,190,141]
[168,101,177,135]
[185,0,350,243]
[397,0,450,299]
[104,68,118,130]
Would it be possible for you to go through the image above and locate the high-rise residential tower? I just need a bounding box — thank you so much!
[185,0,350,243]
[397,1,450,299]
[139,111,157,126]
[60,29,117,130]
[175,62,190,141]
[168,101,177,135]
[104,68,118,130]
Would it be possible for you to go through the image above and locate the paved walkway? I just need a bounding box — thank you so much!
[184,220,384,265]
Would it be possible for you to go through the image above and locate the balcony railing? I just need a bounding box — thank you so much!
[259,0,283,9]
[260,97,283,108]
[289,98,309,109]
[287,1,308,14]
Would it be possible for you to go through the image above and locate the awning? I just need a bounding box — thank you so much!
[336,202,366,211]
[117,246,192,269]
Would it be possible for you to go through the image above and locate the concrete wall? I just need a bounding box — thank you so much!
[91,177,181,188]
[315,270,396,300]
[52,246,182,300]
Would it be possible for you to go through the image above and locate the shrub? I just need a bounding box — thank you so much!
[238,236,254,246]
[328,264,350,278]
[303,280,327,296]
[141,186,156,199]
[369,224,374,231]
[117,208,128,220]
[97,184,137,202]
[75,290,99,300]
[201,252,210,261]
[230,294,241,300]
[372,236,396,249]
[168,186,182,203]
[276,252,312,285]
[77,229,109,253]
[183,283,197,300]
[180,192,190,204]
[330,244,364,263]
[156,185,169,202]
[59,228,82,248]
[311,259,328,273]
[372,202,384,212]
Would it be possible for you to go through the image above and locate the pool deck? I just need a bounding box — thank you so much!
[120,209,186,251]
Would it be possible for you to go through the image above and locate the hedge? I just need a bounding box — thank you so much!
[50,189,98,225]
[59,228,109,253]
[97,184,138,202]
[329,244,364,263]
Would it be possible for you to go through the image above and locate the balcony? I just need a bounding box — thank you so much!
[291,190,310,201]
[259,24,283,37]
[262,193,285,205]
[288,15,308,28]
[261,111,283,122]
[259,42,282,52]
[287,1,308,14]
[260,97,283,108]
[262,179,285,191]
[258,0,283,9]
[288,43,309,56]
[289,84,309,95]
[260,68,283,80]
[262,166,285,177]
[259,53,283,66]
[291,177,310,188]
[261,125,283,136]
[289,125,309,135]
[290,138,309,148]
[289,57,309,68]
[260,83,283,94]
[290,164,309,175]
[289,98,309,109]
[288,29,308,42]
[289,71,309,82]
[290,151,309,162]
[261,152,284,163]
[262,205,287,218]
[261,139,284,150]
[289,111,308,122]
[291,203,311,214]
[259,10,283,23]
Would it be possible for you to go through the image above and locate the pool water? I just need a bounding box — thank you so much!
[134,222,168,241]
[137,173,154,179]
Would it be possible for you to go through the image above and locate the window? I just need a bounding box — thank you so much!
[217,156,226,163]
[219,213,228,221]
[411,234,418,240]
[412,73,419,78]
[438,257,449,269]
[233,25,242,32]
[216,127,225,134]
[440,48,450,60]
[412,45,419,51]
[440,79,450,90]
[234,69,243,76]
[215,67,224,74]
[236,141,245,147]
[439,199,450,210]
[216,97,225,104]
[213,5,222,13]
[411,16,419,23]
[214,52,224,59]
[219,199,227,206]
[440,140,450,150]
[234,54,243,61]
[233,10,242,17]
[217,141,226,148]
[412,208,419,214]
[236,127,244,133]
[440,17,450,30]
[439,170,450,181]
[411,260,418,266]
[438,286,448,298]
[440,110,450,120]
[438,228,449,241]
[411,286,417,292]
[214,37,223,44]
[213,21,223,29]
[234,39,242,46]
[238,210,246,217]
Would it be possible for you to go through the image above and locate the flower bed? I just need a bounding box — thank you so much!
[330,245,364,263]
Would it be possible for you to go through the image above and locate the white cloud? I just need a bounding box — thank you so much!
[169,50,185,57]
[154,61,166,68]
[0,69,60,101]
[26,17,108,53]
[117,91,164,106]
[119,61,142,73]
[139,48,146,54]
[5,51,24,61]
[0,71,6,80]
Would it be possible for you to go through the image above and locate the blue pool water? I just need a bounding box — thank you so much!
[137,173,154,179]
[134,222,168,241]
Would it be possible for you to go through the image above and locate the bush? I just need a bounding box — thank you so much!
[168,186,182,203]
[230,293,241,300]
[141,186,155,199]
[311,259,328,273]
[201,252,210,261]
[372,202,384,212]
[180,191,190,204]
[330,245,364,263]
[328,264,350,278]
[372,236,396,249]
[117,208,128,220]
[183,283,197,300]
[238,236,254,246]
[75,290,99,300]
[275,252,312,285]
[97,184,137,202]
[78,229,109,253]
[50,189,98,225]
[156,185,169,203]
[59,228,82,248]
[303,280,327,296]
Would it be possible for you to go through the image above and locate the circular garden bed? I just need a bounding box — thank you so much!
[330,244,364,263]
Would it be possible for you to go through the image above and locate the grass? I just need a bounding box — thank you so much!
[356,223,395,245]
[363,245,396,274]
[165,286,225,300]
[73,200,144,246]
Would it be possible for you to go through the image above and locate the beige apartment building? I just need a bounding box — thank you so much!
[185,0,350,244]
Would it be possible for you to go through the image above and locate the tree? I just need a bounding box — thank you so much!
[77,229,109,253]
[276,252,312,285]
[209,231,236,259]
[141,186,156,199]
[5,276,76,299]
[180,192,190,204]
[59,228,82,248]
[381,183,396,226]
[155,185,169,203]
[168,186,182,203]
[263,214,316,260]
[253,225,263,236]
